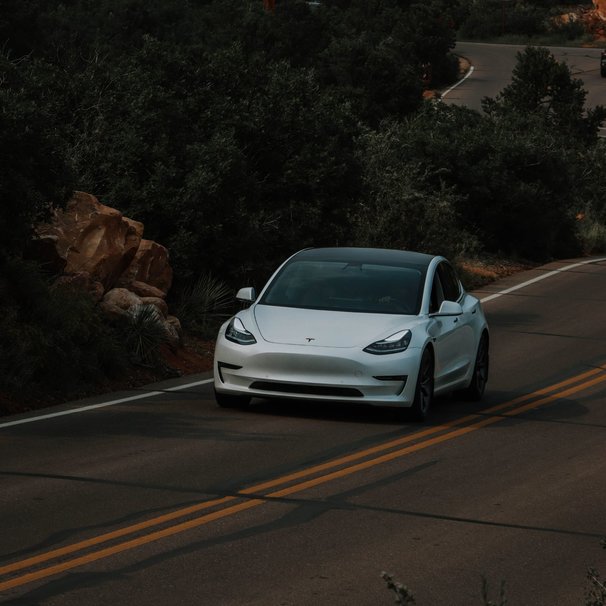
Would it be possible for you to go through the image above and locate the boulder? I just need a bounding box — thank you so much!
[31,191,184,340]
[165,315,183,347]
[35,191,144,291]
[117,240,173,296]
[129,280,167,299]
[103,288,143,310]
[99,300,130,321]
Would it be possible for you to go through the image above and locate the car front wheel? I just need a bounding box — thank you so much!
[409,348,434,422]
[462,333,489,401]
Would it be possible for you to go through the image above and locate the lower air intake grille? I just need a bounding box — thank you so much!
[249,381,363,398]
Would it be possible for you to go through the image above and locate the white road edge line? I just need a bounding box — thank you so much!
[0,379,214,429]
[3,257,606,429]
[441,64,474,98]
[479,257,606,303]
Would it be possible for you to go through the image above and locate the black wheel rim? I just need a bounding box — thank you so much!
[475,338,489,391]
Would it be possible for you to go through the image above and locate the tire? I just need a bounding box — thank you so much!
[462,332,489,401]
[214,388,251,409]
[409,348,434,422]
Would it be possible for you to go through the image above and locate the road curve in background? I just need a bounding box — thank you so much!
[445,42,606,111]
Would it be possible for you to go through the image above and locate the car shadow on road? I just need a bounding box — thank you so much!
[244,394,486,426]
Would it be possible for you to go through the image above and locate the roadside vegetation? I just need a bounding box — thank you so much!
[382,538,606,604]
[458,0,599,45]
[1,0,606,409]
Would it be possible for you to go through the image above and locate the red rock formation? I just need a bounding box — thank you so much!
[33,192,180,343]
[117,240,173,296]
[29,192,183,348]
[102,288,143,310]
[594,0,606,20]
[33,191,173,296]
[35,192,143,291]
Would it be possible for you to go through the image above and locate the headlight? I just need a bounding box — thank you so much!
[364,330,412,355]
[225,317,257,345]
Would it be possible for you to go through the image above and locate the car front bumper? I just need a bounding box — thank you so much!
[214,336,423,407]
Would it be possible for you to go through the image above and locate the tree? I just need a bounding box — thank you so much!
[482,46,606,144]
[351,122,478,259]
[383,102,582,260]
[0,53,72,260]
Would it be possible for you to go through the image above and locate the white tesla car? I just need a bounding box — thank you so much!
[213,247,489,420]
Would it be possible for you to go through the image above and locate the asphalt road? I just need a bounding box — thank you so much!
[1,258,606,605]
[445,42,606,110]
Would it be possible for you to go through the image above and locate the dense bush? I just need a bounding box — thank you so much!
[0,55,72,260]
[459,0,547,40]
[0,259,128,397]
[458,0,592,42]
[483,46,606,144]
[0,0,461,286]
[1,0,606,401]
[11,1,598,284]
[352,125,478,259]
[0,0,455,400]
[366,103,581,260]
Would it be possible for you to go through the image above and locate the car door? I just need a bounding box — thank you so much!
[429,262,475,391]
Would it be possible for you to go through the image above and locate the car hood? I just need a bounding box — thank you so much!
[252,304,414,348]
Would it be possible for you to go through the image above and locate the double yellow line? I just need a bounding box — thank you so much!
[2,365,606,593]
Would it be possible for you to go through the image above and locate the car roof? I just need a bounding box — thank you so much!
[292,247,436,268]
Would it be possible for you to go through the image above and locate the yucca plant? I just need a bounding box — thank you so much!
[175,272,234,337]
[123,304,169,366]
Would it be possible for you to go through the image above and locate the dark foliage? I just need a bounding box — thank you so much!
[458,0,594,43]
[0,54,73,260]
[1,1,605,401]
[483,46,606,145]
[377,102,585,260]
[0,259,128,397]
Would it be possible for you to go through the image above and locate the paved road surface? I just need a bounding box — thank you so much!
[445,42,606,110]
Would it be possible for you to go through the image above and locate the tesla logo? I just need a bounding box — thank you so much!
[305,337,315,342]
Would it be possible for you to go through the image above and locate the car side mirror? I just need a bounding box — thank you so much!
[435,300,463,316]
[236,287,256,303]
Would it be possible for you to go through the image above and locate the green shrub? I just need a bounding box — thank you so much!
[0,53,72,260]
[174,273,234,338]
[120,304,169,366]
[0,258,128,398]
[577,213,606,255]
[459,0,547,40]
[548,17,587,42]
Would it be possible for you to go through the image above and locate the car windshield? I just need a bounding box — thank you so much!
[259,259,424,314]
